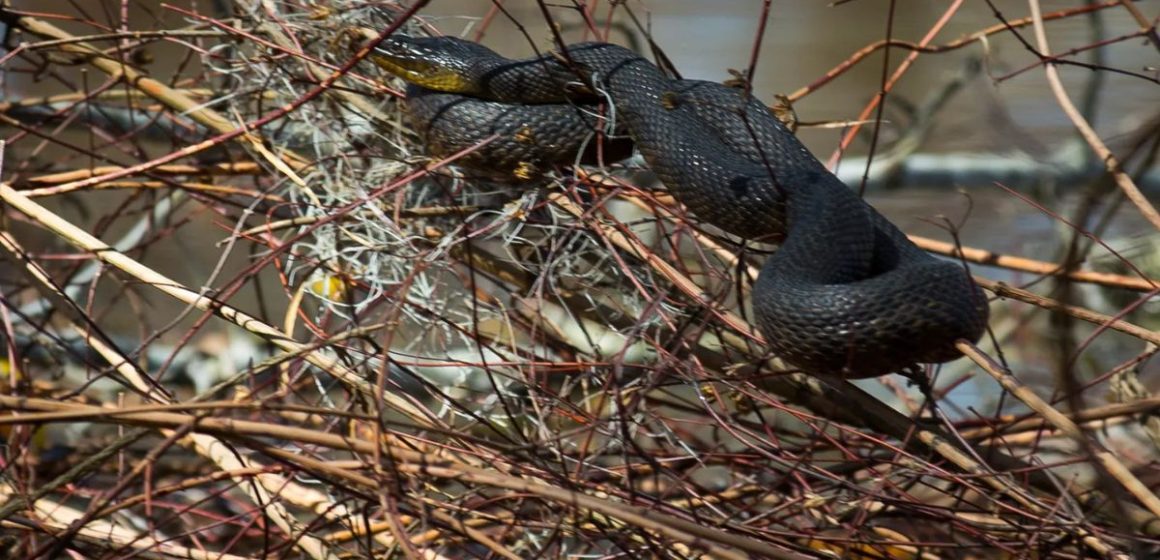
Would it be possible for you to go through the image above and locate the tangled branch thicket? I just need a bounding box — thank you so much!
[0,1,1158,558]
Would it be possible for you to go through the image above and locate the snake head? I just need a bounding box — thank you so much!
[371,35,498,95]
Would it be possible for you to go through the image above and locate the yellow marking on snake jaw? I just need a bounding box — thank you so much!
[369,55,477,93]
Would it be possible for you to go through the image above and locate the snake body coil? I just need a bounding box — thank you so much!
[374,36,989,377]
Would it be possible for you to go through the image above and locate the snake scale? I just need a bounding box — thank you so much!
[372,35,990,378]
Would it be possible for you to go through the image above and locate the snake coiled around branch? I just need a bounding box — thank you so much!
[371,35,990,377]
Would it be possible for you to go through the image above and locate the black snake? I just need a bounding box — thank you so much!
[371,35,989,377]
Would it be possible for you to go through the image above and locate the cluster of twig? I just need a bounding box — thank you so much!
[0,1,1157,558]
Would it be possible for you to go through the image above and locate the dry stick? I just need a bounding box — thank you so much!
[260,454,764,560]
[0,183,434,424]
[22,179,286,200]
[323,514,494,546]
[0,396,809,560]
[1027,0,1160,232]
[6,183,553,555]
[261,23,400,129]
[564,179,1148,554]
[960,395,1160,441]
[87,466,282,522]
[2,6,463,555]
[0,232,167,401]
[1118,0,1160,52]
[232,205,480,239]
[0,496,255,560]
[0,88,218,109]
[245,441,520,560]
[594,176,1158,294]
[787,1,1120,102]
[170,6,402,102]
[550,189,1102,535]
[826,1,963,168]
[19,28,227,50]
[0,185,1122,551]
[27,162,263,184]
[0,7,445,422]
[577,170,762,284]
[548,193,759,344]
[975,277,1160,345]
[958,340,1160,519]
[914,237,1159,292]
[3,6,411,196]
[0,230,341,560]
[10,15,297,167]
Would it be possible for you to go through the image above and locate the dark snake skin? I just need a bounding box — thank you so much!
[375,36,990,377]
